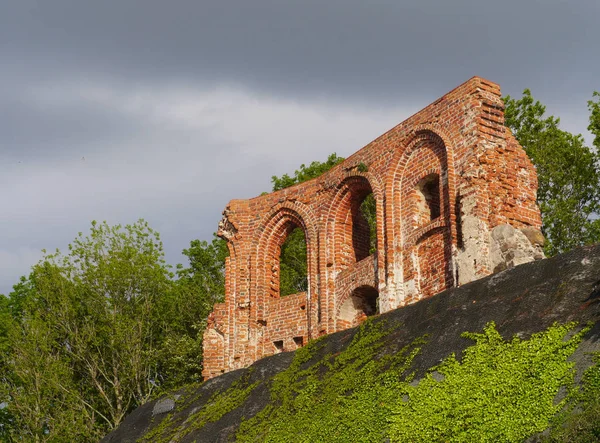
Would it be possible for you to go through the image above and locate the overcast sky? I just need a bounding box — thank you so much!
[1,0,598,295]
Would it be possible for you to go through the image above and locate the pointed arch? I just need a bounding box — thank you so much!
[321,171,384,331]
[250,200,319,359]
[386,127,458,305]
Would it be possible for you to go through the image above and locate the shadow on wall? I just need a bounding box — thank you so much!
[337,285,379,330]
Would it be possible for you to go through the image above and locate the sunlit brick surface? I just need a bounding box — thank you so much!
[202,77,542,379]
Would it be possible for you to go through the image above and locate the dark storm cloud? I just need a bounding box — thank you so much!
[2,0,598,104]
[0,0,598,294]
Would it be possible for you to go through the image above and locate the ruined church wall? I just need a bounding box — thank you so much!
[202,76,543,379]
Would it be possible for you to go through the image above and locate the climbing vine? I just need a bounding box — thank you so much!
[236,319,426,442]
[135,320,592,443]
[388,322,589,443]
[139,371,258,442]
[236,321,589,443]
[543,351,600,442]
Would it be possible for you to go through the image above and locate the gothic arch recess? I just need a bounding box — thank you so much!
[251,203,318,359]
[325,174,380,272]
[388,129,457,303]
[322,173,382,331]
[254,204,317,300]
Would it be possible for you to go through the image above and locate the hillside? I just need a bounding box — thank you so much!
[102,244,600,442]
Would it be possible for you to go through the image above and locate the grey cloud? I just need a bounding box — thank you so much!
[2,1,598,104]
[1,0,598,295]
[0,80,409,294]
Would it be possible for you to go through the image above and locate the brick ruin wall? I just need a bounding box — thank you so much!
[202,76,544,379]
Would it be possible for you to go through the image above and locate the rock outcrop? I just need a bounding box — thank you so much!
[102,244,600,442]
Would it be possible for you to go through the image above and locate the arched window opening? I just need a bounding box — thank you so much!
[279,226,308,296]
[359,193,377,255]
[334,176,378,270]
[338,285,379,329]
[352,191,378,262]
[353,285,379,317]
[415,173,441,226]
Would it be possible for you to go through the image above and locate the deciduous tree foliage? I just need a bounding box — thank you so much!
[0,220,222,441]
[271,153,346,191]
[159,235,229,388]
[279,227,309,296]
[589,91,600,151]
[503,90,600,255]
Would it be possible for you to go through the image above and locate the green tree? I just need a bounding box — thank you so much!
[504,90,600,255]
[589,91,600,153]
[0,220,190,440]
[360,193,377,254]
[0,221,236,441]
[0,295,16,441]
[271,153,346,191]
[2,305,99,442]
[279,227,309,295]
[176,235,229,306]
[155,235,229,389]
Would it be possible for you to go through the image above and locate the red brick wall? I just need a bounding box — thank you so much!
[202,76,543,379]
[334,254,377,330]
[263,292,308,355]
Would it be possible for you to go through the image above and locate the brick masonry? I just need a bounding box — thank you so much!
[202,76,543,379]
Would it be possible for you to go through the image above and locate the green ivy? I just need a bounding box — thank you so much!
[543,351,600,442]
[236,318,426,442]
[139,371,258,442]
[236,321,588,443]
[389,322,589,443]
[135,321,592,442]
